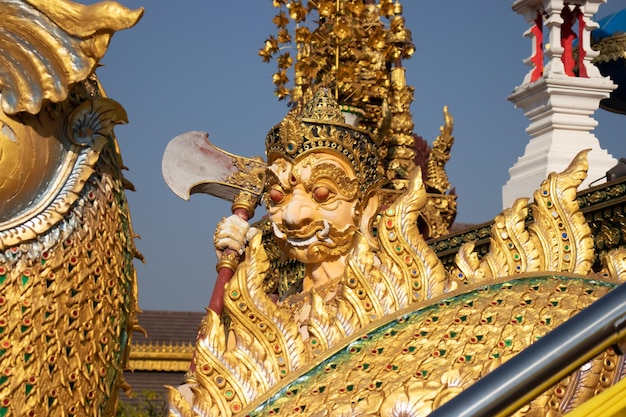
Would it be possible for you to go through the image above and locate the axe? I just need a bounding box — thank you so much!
[162,131,266,314]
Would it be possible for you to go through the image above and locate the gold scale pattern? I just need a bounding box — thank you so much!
[0,140,139,416]
[242,275,619,416]
[0,2,142,414]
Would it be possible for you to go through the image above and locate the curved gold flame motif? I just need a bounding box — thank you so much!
[452,150,593,284]
[0,0,143,115]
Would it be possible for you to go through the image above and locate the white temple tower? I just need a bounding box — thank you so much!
[503,0,617,209]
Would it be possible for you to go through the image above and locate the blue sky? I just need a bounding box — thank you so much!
[94,1,626,312]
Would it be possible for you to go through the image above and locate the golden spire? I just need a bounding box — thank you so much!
[259,1,414,137]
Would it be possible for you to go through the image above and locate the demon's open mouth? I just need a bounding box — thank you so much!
[272,219,331,247]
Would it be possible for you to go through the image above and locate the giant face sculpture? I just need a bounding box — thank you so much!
[264,89,384,270]
[266,152,361,264]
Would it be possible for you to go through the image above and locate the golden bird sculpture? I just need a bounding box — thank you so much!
[0,1,143,415]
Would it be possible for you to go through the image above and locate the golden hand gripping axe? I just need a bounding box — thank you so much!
[161,131,265,314]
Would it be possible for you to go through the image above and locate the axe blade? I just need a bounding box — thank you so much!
[161,131,266,203]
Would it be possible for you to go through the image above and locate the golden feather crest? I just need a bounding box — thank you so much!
[453,150,594,285]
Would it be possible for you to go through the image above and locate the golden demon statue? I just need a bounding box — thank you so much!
[165,86,626,416]
[0,1,143,415]
[163,2,626,416]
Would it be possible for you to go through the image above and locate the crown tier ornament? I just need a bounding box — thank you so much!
[265,89,384,197]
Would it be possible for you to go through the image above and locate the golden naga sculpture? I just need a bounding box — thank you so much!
[166,86,626,416]
[0,1,143,416]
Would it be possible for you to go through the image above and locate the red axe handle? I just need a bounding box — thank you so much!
[186,193,257,383]
[208,192,257,314]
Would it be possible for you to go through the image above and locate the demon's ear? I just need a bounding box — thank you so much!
[359,192,381,251]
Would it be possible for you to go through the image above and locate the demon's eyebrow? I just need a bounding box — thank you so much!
[265,168,283,191]
[308,162,358,200]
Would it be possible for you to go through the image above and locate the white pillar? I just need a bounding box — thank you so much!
[503,0,616,209]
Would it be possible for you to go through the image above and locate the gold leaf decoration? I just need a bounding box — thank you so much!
[529,149,594,274]
[0,3,141,412]
[378,168,450,303]
[239,274,621,416]
[260,1,413,120]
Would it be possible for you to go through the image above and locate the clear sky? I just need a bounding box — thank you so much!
[93,1,626,312]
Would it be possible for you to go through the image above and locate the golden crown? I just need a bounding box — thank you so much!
[265,89,384,196]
